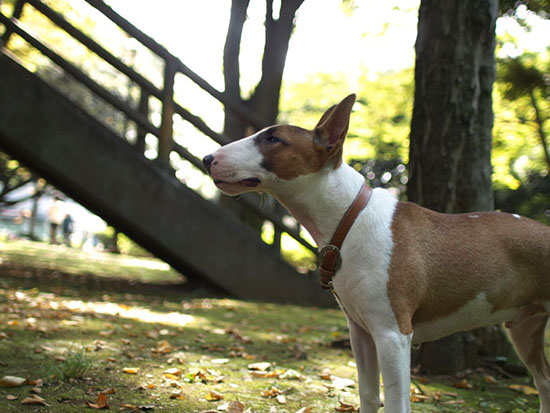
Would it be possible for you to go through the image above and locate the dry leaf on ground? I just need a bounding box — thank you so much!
[261,386,282,398]
[248,362,271,371]
[335,401,358,412]
[0,375,26,387]
[205,390,224,401]
[483,374,498,384]
[122,367,140,374]
[85,392,109,409]
[21,394,49,406]
[276,394,287,404]
[170,390,185,400]
[453,379,473,389]
[218,400,245,412]
[508,384,538,396]
[163,368,181,376]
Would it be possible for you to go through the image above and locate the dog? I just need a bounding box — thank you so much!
[203,94,550,412]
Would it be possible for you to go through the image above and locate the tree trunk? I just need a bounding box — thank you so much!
[221,0,304,249]
[530,89,550,170]
[28,187,42,241]
[223,0,304,139]
[223,0,251,140]
[407,0,514,374]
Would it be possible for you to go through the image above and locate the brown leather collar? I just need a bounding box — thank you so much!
[318,182,372,290]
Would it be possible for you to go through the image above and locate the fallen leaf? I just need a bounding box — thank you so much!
[228,401,245,413]
[21,394,49,406]
[328,376,355,389]
[295,408,313,413]
[211,358,230,364]
[218,401,245,412]
[152,339,173,354]
[453,379,472,389]
[6,395,17,401]
[26,378,43,387]
[162,367,181,377]
[31,387,42,394]
[320,368,332,380]
[145,330,159,339]
[483,374,498,384]
[0,376,26,387]
[261,386,282,398]
[250,371,268,378]
[280,369,301,380]
[508,384,538,396]
[410,393,430,403]
[248,362,271,371]
[85,392,109,409]
[123,367,140,374]
[443,400,466,405]
[335,401,358,412]
[170,390,185,400]
[276,394,287,404]
[205,390,224,401]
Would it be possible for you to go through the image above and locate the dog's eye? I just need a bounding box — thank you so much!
[265,135,281,144]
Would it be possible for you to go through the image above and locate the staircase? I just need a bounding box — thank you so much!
[0,0,334,307]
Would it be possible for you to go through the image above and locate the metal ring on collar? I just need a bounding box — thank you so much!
[318,244,342,272]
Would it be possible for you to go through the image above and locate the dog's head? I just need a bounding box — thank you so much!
[203,94,355,196]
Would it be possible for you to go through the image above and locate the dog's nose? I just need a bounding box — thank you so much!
[202,154,214,172]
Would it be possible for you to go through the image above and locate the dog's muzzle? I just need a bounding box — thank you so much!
[202,154,214,173]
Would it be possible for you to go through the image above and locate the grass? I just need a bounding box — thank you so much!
[0,239,544,412]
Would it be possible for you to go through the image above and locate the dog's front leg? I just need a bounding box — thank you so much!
[374,331,412,413]
[348,317,381,412]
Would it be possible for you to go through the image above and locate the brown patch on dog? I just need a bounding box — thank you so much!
[254,95,355,180]
[386,202,550,336]
[255,125,333,180]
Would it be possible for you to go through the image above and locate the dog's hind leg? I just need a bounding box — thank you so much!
[507,305,550,413]
[348,317,381,412]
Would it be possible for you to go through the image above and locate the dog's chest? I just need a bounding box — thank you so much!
[331,190,400,333]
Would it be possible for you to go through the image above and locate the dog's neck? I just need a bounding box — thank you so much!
[271,163,366,246]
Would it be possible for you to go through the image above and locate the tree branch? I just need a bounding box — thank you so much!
[529,89,550,170]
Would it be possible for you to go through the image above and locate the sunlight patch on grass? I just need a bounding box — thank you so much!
[61,299,197,327]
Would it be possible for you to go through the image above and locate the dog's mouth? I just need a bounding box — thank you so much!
[214,177,261,188]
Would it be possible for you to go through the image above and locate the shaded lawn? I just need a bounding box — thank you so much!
[0,240,543,412]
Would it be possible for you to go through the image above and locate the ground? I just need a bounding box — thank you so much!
[0,240,543,412]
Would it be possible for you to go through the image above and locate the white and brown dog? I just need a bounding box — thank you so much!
[203,94,550,412]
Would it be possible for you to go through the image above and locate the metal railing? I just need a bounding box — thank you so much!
[0,0,317,255]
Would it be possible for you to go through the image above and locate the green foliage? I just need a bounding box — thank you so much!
[493,51,550,220]
[0,152,35,207]
[281,68,413,165]
[500,0,550,18]
[45,349,93,381]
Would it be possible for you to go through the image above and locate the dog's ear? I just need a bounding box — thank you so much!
[314,94,356,150]
[314,104,337,129]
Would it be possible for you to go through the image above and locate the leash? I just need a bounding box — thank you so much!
[318,182,372,293]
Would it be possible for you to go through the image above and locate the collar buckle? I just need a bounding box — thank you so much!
[317,244,342,272]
